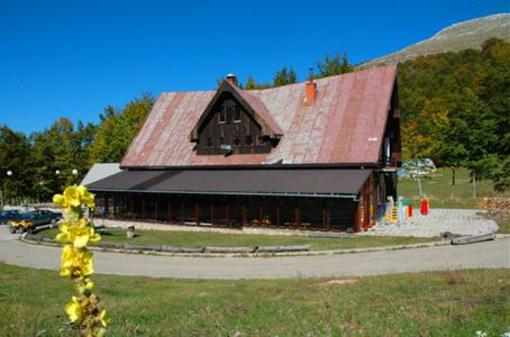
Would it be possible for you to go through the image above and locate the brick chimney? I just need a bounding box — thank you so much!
[226,73,237,86]
[305,68,317,102]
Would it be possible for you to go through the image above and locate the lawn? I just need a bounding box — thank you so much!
[0,263,508,337]
[32,227,437,251]
[398,167,510,209]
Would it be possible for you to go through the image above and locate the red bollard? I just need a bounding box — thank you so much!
[420,199,428,215]
[408,205,413,217]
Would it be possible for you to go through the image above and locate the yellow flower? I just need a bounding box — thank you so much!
[56,185,106,335]
[77,278,95,294]
[65,296,83,323]
[56,220,101,248]
[53,185,95,210]
[77,185,95,208]
[53,194,66,208]
[60,245,94,278]
[64,186,82,208]
[97,309,109,327]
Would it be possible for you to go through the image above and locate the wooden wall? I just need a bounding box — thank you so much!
[195,93,273,155]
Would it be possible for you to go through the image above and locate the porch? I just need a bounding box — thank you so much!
[94,193,358,232]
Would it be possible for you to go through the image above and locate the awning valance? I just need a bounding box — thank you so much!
[86,169,372,199]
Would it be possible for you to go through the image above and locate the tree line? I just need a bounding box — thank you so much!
[0,94,155,204]
[398,38,510,196]
[0,41,508,204]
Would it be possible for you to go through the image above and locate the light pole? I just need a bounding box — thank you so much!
[72,169,78,184]
[55,169,61,192]
[6,170,13,205]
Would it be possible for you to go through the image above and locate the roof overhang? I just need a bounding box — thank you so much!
[87,169,372,200]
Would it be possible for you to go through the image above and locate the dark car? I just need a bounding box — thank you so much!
[0,210,21,224]
[9,210,63,233]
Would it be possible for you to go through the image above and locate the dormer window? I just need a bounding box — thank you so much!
[218,108,226,124]
[234,106,241,123]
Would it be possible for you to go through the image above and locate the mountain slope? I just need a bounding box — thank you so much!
[364,13,510,66]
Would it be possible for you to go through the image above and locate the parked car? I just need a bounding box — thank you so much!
[8,210,62,233]
[0,210,21,224]
[398,158,437,179]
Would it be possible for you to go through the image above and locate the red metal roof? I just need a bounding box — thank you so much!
[121,65,397,168]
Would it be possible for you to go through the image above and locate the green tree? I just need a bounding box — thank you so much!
[273,67,297,87]
[0,125,32,205]
[89,93,154,164]
[316,52,352,78]
[244,75,271,90]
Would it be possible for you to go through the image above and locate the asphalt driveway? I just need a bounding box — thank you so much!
[0,226,508,279]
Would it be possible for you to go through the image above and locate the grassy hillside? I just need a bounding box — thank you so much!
[398,167,510,209]
[364,13,510,66]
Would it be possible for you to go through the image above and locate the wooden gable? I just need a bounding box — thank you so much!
[190,80,283,155]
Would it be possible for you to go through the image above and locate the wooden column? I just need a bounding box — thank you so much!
[276,205,280,227]
[225,204,229,227]
[154,197,159,221]
[241,206,247,226]
[104,196,110,218]
[354,199,362,233]
[131,197,135,220]
[194,202,200,225]
[112,196,117,218]
[259,205,264,223]
[210,205,215,225]
[167,200,172,222]
[180,198,184,225]
[294,207,301,228]
[326,209,330,231]
[142,197,146,220]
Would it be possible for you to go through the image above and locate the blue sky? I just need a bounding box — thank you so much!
[1,0,508,134]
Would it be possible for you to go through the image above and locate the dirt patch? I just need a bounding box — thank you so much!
[322,278,359,286]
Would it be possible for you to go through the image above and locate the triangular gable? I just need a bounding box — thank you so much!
[190,80,283,141]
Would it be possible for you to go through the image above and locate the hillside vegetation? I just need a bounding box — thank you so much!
[365,13,510,66]
[398,38,510,194]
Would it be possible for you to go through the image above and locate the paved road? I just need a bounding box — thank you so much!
[0,227,508,279]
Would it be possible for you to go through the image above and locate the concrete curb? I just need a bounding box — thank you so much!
[19,235,451,258]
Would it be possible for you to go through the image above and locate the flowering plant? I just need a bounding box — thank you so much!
[53,185,109,337]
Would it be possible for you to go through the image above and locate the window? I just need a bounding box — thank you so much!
[206,137,212,147]
[218,108,226,123]
[257,136,265,145]
[246,135,253,145]
[218,136,224,145]
[234,106,241,123]
[233,137,240,146]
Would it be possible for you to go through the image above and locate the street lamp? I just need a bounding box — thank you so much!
[72,169,78,176]
[5,170,13,205]
[55,169,60,175]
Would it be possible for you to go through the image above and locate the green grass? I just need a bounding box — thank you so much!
[0,263,508,337]
[498,219,510,234]
[32,227,437,251]
[398,167,510,209]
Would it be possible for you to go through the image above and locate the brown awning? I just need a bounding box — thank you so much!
[86,169,371,198]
